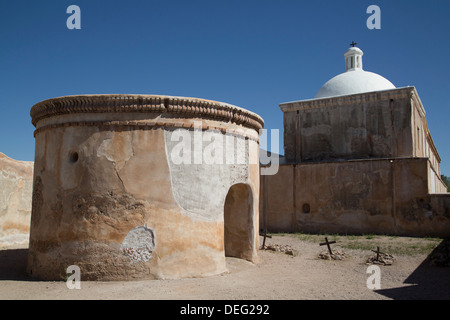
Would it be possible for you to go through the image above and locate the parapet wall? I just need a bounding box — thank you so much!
[281,88,416,163]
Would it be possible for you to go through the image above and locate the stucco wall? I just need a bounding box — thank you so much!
[260,158,450,237]
[27,95,262,281]
[0,153,33,247]
[281,88,415,162]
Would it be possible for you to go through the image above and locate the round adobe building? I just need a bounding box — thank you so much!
[27,94,263,281]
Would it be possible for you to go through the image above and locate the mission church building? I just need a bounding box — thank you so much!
[260,43,449,237]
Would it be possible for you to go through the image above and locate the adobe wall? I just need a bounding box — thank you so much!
[281,88,415,162]
[27,95,263,281]
[430,194,450,221]
[409,90,447,193]
[260,158,450,237]
[0,153,33,247]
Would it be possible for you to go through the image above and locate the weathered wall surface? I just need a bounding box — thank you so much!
[273,87,449,237]
[281,88,415,162]
[409,90,446,193]
[430,194,450,222]
[27,95,262,281]
[224,182,259,262]
[0,153,33,247]
[260,158,450,237]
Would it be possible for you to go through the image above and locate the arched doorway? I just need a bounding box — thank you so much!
[224,183,253,261]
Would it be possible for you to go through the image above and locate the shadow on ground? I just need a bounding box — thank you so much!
[375,239,450,300]
[0,248,30,281]
[1,240,450,300]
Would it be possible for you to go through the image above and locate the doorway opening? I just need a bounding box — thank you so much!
[224,183,253,261]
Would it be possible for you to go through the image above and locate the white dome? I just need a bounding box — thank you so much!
[314,45,396,99]
[315,70,396,99]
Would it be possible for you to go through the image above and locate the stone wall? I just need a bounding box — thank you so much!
[0,153,33,247]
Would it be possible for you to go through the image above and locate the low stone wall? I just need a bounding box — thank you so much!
[0,153,33,247]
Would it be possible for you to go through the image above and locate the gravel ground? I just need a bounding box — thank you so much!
[1,234,449,300]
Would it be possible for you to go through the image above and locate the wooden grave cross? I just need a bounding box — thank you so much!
[320,237,337,255]
[259,230,272,249]
[371,246,385,261]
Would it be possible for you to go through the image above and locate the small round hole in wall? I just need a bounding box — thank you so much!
[302,203,311,214]
[69,152,79,163]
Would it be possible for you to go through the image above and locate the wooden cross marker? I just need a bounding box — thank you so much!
[371,246,385,261]
[259,231,272,249]
[320,237,337,255]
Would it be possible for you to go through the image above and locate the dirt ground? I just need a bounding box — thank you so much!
[1,234,449,300]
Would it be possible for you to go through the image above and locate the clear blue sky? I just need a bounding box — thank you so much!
[1,0,449,175]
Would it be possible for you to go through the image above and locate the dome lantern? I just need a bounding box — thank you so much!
[344,42,364,72]
[314,43,396,99]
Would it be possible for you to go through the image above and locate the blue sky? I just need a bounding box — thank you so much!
[1,0,449,175]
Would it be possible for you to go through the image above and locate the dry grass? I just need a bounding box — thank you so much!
[275,232,442,257]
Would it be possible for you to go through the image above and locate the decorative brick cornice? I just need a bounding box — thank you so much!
[33,120,260,143]
[30,95,264,132]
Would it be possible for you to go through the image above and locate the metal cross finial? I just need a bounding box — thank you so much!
[350,41,358,47]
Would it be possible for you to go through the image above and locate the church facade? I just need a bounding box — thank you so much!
[260,45,450,237]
